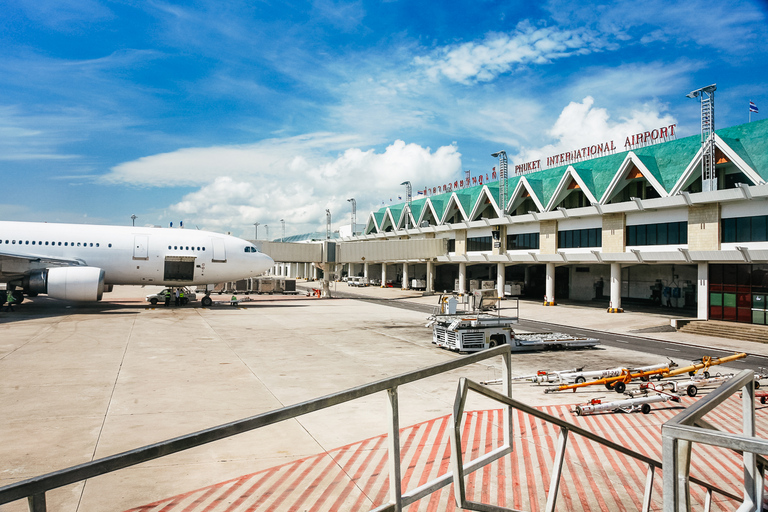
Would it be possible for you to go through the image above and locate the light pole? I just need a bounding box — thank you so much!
[326,209,331,240]
[264,225,269,240]
[491,151,508,214]
[347,198,356,236]
[253,222,260,240]
[400,181,411,229]
[131,214,137,226]
[686,84,717,191]
[280,219,285,242]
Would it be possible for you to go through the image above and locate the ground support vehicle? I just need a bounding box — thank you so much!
[630,373,736,398]
[428,293,598,353]
[544,352,746,394]
[507,368,584,384]
[663,353,747,378]
[347,276,368,287]
[524,361,677,385]
[430,315,599,353]
[574,393,681,416]
[146,287,196,305]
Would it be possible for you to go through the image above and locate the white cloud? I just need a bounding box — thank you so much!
[108,135,462,237]
[414,21,605,84]
[516,96,677,163]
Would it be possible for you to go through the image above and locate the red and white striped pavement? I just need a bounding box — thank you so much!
[126,395,765,511]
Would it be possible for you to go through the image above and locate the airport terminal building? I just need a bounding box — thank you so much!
[265,118,768,326]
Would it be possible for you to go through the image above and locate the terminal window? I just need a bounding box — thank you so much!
[507,232,539,250]
[721,215,768,243]
[558,228,601,248]
[627,221,687,246]
[467,236,493,251]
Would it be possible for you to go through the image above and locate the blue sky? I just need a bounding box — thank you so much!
[1,0,767,239]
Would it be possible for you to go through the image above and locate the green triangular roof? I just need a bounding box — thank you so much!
[717,118,768,180]
[409,197,427,223]
[372,208,387,229]
[428,197,447,220]
[632,134,701,192]
[524,165,569,207]
[571,152,628,201]
[388,204,404,226]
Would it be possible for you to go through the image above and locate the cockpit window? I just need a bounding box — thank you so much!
[244,246,259,253]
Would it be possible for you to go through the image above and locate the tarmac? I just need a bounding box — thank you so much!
[0,282,765,511]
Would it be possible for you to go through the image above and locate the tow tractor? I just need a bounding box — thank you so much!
[427,293,599,353]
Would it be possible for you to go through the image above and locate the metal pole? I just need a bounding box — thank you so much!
[347,198,356,236]
[492,151,508,215]
[280,219,285,242]
[131,215,137,226]
[253,222,259,240]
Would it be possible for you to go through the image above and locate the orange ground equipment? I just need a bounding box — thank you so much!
[544,353,747,394]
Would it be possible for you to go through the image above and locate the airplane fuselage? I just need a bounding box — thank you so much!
[0,221,273,290]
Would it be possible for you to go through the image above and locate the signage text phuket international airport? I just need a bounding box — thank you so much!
[419,123,676,196]
[514,123,677,176]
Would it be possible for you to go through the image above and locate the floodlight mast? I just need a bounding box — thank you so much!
[400,181,412,229]
[491,151,508,214]
[347,198,356,236]
[686,84,717,191]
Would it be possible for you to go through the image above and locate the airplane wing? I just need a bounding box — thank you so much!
[0,251,85,281]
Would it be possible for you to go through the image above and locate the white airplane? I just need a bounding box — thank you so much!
[0,221,274,307]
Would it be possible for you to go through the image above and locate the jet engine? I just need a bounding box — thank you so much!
[23,267,106,301]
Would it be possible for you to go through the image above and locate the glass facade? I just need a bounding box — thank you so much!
[721,215,768,243]
[558,228,601,249]
[626,221,687,246]
[467,236,493,251]
[507,232,539,250]
[709,264,768,324]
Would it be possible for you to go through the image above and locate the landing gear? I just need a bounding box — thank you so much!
[201,295,213,307]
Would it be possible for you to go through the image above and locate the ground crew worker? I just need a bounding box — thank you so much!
[179,289,185,305]
[164,289,171,307]
[231,295,238,306]
[4,290,16,312]
[174,288,180,306]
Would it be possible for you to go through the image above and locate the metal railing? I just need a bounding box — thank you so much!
[449,378,740,512]
[663,369,766,512]
[0,344,744,512]
[0,346,515,512]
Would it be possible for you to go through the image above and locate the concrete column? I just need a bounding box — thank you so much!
[426,261,434,294]
[381,262,388,288]
[364,262,369,280]
[402,262,410,290]
[312,264,318,280]
[496,262,505,299]
[608,262,623,312]
[544,263,556,306]
[458,262,467,293]
[698,262,709,320]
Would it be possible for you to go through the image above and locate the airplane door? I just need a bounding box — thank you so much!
[211,238,227,262]
[133,236,149,260]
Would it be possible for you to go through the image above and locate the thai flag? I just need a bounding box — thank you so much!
[750,101,759,113]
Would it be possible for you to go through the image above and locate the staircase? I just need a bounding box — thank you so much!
[679,320,768,344]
